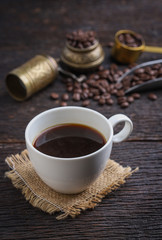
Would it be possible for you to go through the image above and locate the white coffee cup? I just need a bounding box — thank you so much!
[25,107,133,194]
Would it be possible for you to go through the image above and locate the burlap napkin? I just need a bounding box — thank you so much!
[5,150,138,220]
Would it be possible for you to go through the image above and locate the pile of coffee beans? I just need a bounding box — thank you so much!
[66,30,96,49]
[123,63,162,88]
[118,32,142,47]
[50,63,161,108]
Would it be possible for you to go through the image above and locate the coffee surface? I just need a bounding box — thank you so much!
[33,123,106,158]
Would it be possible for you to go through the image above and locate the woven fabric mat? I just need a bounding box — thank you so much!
[5,149,138,220]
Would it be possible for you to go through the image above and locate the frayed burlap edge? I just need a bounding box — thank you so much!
[5,150,138,220]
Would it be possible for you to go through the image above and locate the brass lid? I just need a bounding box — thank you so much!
[6,55,58,101]
[61,40,105,70]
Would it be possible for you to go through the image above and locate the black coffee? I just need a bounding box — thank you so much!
[33,123,106,158]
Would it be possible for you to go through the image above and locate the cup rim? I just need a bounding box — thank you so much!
[25,106,113,161]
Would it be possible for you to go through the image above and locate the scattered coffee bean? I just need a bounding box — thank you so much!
[93,95,100,101]
[52,62,161,109]
[62,93,69,101]
[82,100,90,107]
[132,93,141,99]
[81,92,89,100]
[106,98,114,105]
[116,82,123,89]
[98,65,104,71]
[127,96,134,103]
[117,96,127,104]
[73,93,81,101]
[148,93,157,101]
[116,90,125,97]
[60,101,67,107]
[120,101,129,108]
[50,92,59,100]
[98,98,106,105]
[111,89,117,95]
[67,85,73,92]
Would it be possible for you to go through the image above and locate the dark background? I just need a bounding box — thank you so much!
[0,0,162,239]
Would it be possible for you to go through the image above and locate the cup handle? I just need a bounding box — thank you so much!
[109,114,133,143]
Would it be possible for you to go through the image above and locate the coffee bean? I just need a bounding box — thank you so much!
[110,63,118,71]
[132,75,140,81]
[116,90,125,97]
[134,68,145,74]
[93,95,100,101]
[117,70,124,76]
[78,43,83,49]
[66,30,96,49]
[74,82,81,88]
[81,92,88,100]
[82,82,88,89]
[111,89,117,95]
[50,92,59,100]
[118,32,142,47]
[115,83,123,90]
[152,64,161,70]
[113,74,119,82]
[125,34,135,44]
[98,85,106,93]
[62,93,69,101]
[120,101,129,108]
[132,93,140,99]
[90,88,100,95]
[117,96,127,104]
[98,79,109,88]
[74,88,82,94]
[83,88,89,94]
[88,92,93,98]
[67,85,73,92]
[73,93,81,101]
[98,65,104,71]
[60,60,161,110]
[98,98,106,105]
[102,93,111,99]
[60,101,67,107]
[149,70,157,76]
[82,100,90,107]
[118,34,124,42]
[100,70,109,79]
[88,80,97,87]
[123,68,130,73]
[106,98,114,105]
[127,96,134,103]
[158,67,162,75]
[93,74,100,80]
[148,93,157,101]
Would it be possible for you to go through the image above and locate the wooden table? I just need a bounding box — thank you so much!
[1,1,162,239]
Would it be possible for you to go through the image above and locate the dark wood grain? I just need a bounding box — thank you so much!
[1,142,162,239]
[0,0,162,239]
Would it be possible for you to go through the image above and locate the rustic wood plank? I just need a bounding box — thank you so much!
[1,0,162,239]
[0,142,162,239]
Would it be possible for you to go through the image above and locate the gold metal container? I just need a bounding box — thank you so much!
[112,30,162,64]
[61,40,105,70]
[6,55,58,101]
